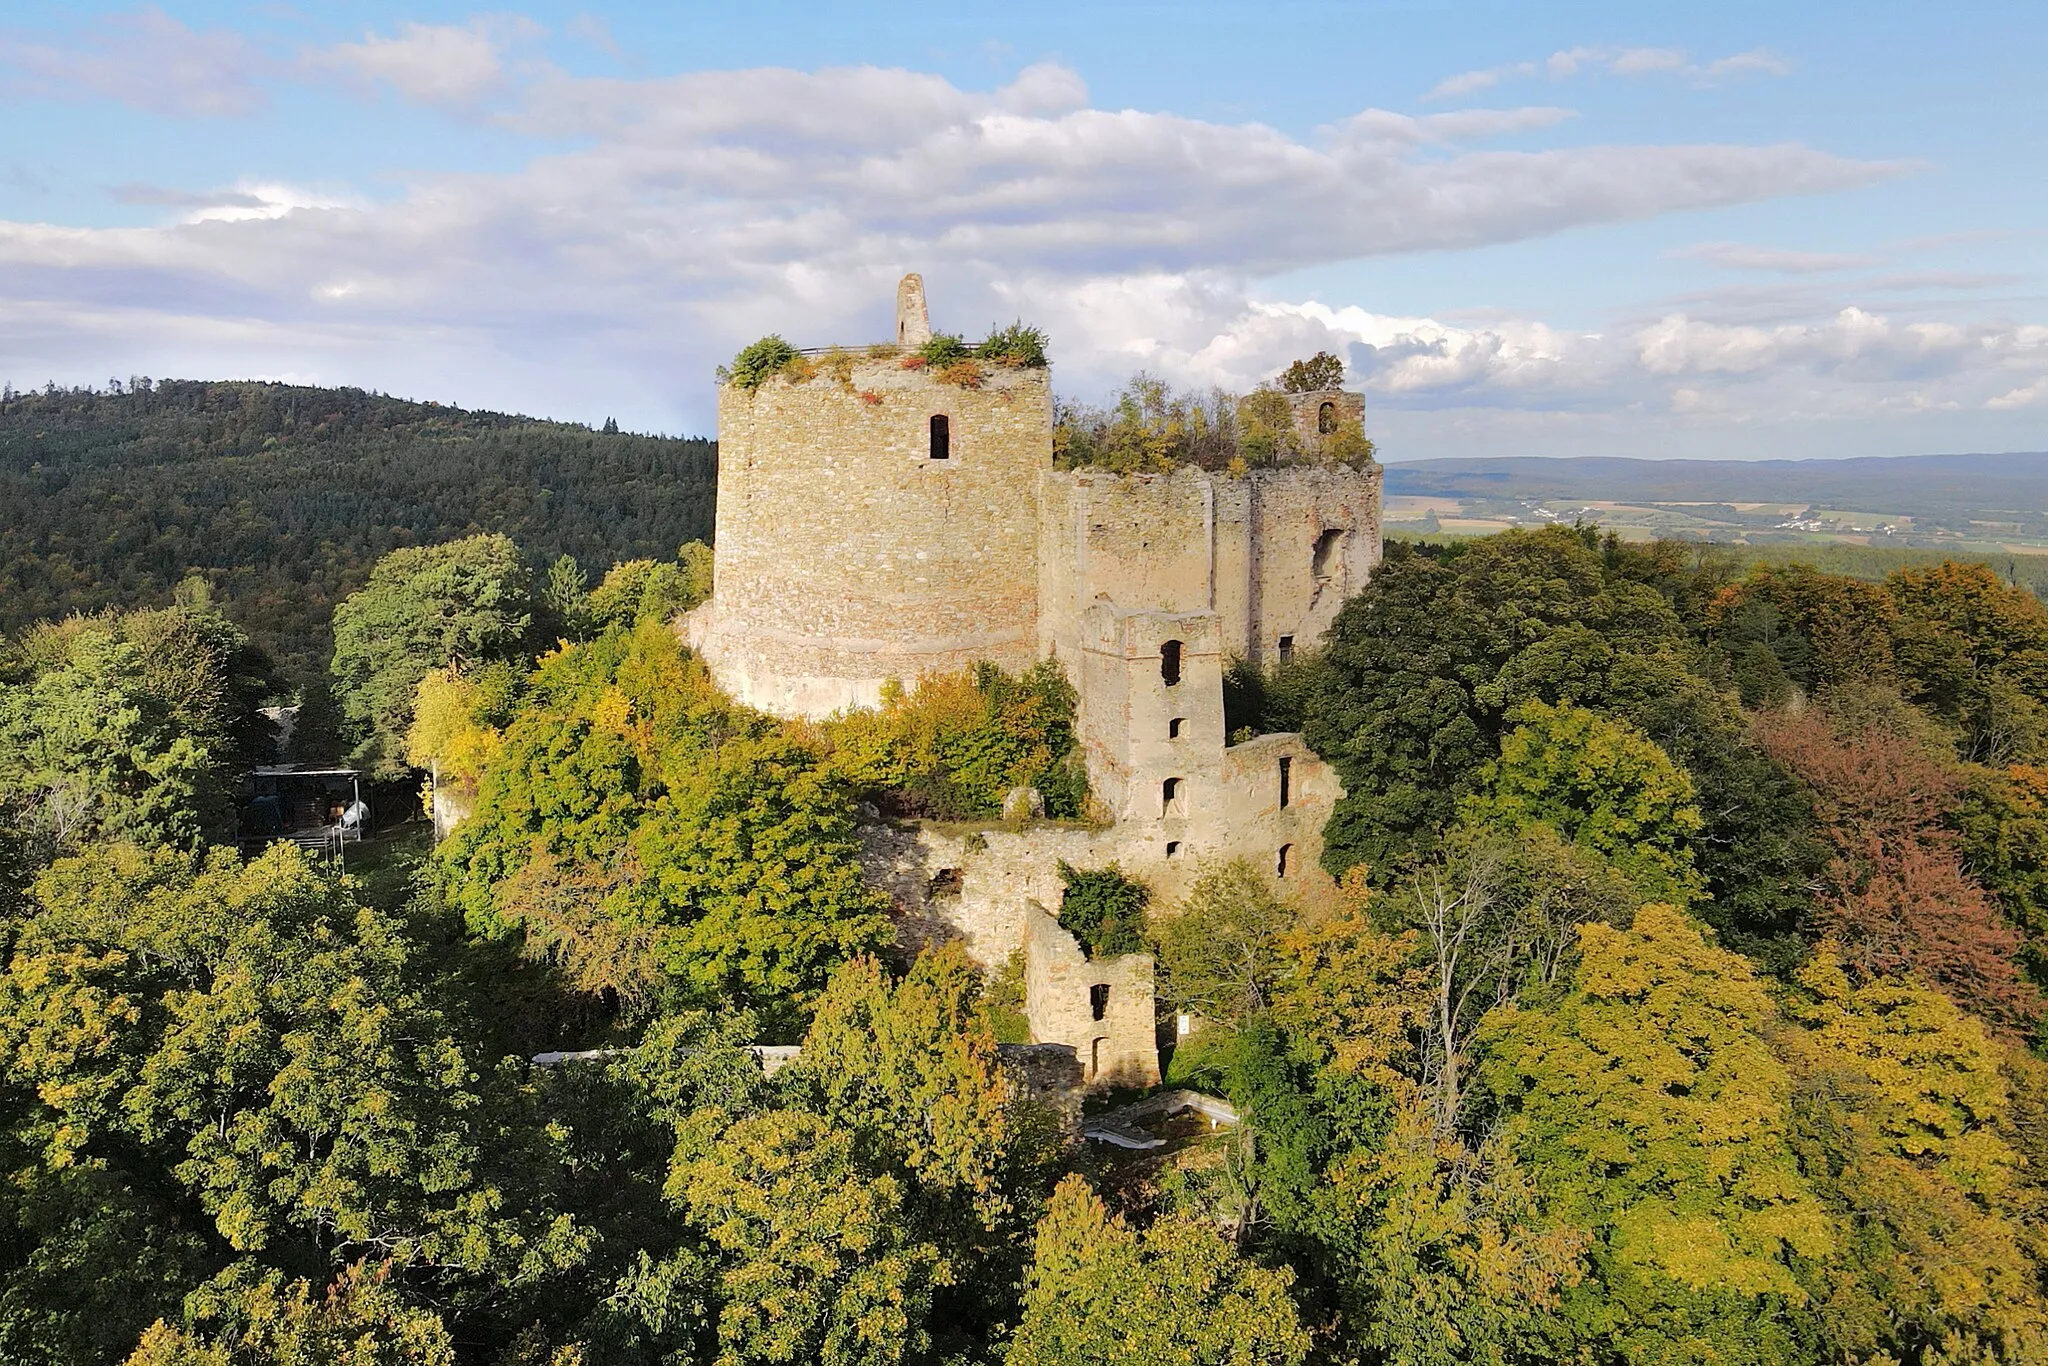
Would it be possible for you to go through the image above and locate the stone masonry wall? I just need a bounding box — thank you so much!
[1023,900,1161,1089]
[688,358,1050,718]
[1038,462,1383,670]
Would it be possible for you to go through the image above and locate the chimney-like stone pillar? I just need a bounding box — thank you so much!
[896,272,932,347]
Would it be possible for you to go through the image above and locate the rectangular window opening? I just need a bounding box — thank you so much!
[1276,635,1295,665]
[1161,639,1183,686]
[928,413,950,460]
[1169,717,1185,739]
[1090,983,1111,1021]
[1278,756,1292,809]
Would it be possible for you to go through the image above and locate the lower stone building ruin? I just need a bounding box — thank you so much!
[685,274,1383,1087]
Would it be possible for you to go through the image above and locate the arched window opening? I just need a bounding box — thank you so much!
[1162,777,1184,817]
[1090,984,1111,1021]
[1160,639,1183,686]
[1317,401,1337,434]
[928,414,950,460]
[1313,528,1344,583]
[1277,843,1294,877]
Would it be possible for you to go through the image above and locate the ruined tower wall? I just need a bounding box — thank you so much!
[1038,463,1382,669]
[1023,901,1161,1089]
[1238,463,1385,667]
[688,359,1051,718]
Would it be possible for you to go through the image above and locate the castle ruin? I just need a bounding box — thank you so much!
[686,275,1383,1087]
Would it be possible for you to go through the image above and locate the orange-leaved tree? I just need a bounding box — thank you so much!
[1757,710,2042,1032]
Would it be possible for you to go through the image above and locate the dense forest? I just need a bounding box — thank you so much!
[4,513,2047,1365]
[0,381,716,683]
[4,360,2048,1362]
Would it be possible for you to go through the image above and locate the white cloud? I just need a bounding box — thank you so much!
[308,16,545,110]
[1426,45,1791,101]
[0,57,2025,458]
[0,6,265,117]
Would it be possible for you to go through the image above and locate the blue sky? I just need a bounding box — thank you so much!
[2,1,2044,459]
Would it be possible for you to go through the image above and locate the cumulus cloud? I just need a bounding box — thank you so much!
[0,6,266,117]
[0,57,2029,457]
[1029,282,2048,436]
[308,16,546,109]
[1425,45,1791,101]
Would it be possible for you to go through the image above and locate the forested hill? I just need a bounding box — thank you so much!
[0,381,717,683]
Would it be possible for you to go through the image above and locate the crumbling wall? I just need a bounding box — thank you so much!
[1038,461,1382,672]
[1023,900,1160,1090]
[1286,388,1366,446]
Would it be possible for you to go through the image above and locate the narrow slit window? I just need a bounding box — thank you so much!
[928,413,950,460]
[1162,777,1183,817]
[1169,717,1185,739]
[1161,639,1183,686]
[1278,756,1292,809]
[1277,635,1295,665]
[1277,843,1293,878]
[1090,984,1111,1021]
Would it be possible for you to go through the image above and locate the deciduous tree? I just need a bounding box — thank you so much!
[1008,1174,1311,1366]
[330,534,533,777]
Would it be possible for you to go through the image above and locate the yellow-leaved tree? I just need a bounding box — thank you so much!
[1479,903,1833,1363]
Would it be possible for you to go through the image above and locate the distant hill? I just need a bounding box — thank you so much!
[1385,451,2048,523]
[0,381,716,684]
[1383,451,2048,546]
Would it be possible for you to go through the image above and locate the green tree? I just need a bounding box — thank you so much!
[675,1109,944,1366]
[1479,904,1834,1363]
[1009,1174,1311,1366]
[1779,951,2048,1362]
[124,1261,457,1366]
[443,621,889,1031]
[791,948,1049,1240]
[586,542,713,635]
[330,534,533,777]
[1459,701,1706,906]
[823,659,1085,821]
[1154,860,1296,1024]
[539,553,593,642]
[1303,528,1687,875]
[1330,1096,1586,1366]
[0,601,273,865]
[1279,351,1346,393]
[0,843,578,1294]
[1054,861,1149,958]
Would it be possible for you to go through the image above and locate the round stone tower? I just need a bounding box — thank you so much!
[685,275,1053,718]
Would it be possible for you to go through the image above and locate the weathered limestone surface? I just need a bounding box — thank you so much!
[1023,901,1160,1089]
[686,356,1050,717]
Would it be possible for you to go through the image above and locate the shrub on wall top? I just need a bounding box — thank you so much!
[724,335,801,390]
